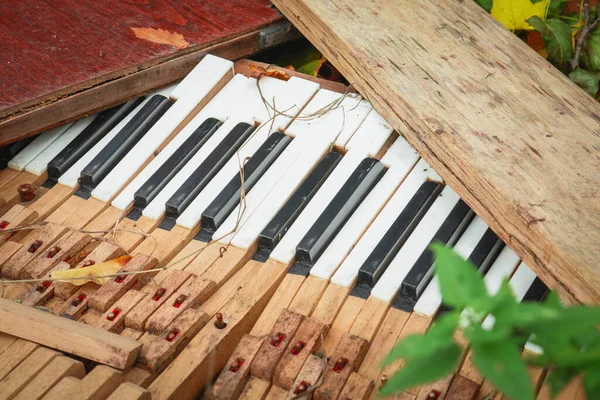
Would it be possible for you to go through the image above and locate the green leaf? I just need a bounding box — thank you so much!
[548,0,569,18]
[472,340,534,400]
[583,363,600,399]
[381,313,459,367]
[529,0,544,4]
[464,322,512,345]
[430,243,489,310]
[527,16,574,65]
[547,367,579,397]
[474,0,493,13]
[586,27,600,71]
[569,68,600,97]
[379,342,461,395]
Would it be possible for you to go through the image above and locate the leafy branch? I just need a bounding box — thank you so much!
[381,244,600,400]
[570,0,600,69]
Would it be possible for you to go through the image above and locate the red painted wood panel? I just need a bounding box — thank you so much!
[0,0,281,114]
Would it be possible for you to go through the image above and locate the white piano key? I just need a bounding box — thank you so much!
[8,123,73,171]
[330,159,442,288]
[141,77,319,221]
[24,115,96,176]
[213,128,317,245]
[413,216,490,317]
[230,133,334,249]
[481,247,520,295]
[285,88,372,145]
[309,166,408,280]
[58,98,149,188]
[344,110,394,156]
[175,128,271,229]
[380,135,419,169]
[368,185,460,301]
[91,56,234,202]
[169,54,234,101]
[111,74,255,211]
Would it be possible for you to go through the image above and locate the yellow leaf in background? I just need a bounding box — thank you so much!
[51,255,131,286]
[491,0,550,31]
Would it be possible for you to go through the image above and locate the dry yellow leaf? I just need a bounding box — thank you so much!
[491,0,550,31]
[51,255,132,286]
[131,27,189,50]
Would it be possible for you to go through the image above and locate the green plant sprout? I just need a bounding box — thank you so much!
[380,243,600,400]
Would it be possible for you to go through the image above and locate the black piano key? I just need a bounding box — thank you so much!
[78,95,173,190]
[47,99,143,182]
[132,118,222,211]
[355,180,444,290]
[200,132,292,239]
[253,151,341,262]
[295,158,386,267]
[395,200,475,308]
[164,122,255,219]
[522,277,548,302]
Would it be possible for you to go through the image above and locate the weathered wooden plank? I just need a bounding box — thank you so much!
[0,298,141,369]
[271,0,600,304]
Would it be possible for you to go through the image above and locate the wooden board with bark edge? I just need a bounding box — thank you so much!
[270,0,600,305]
[0,298,141,369]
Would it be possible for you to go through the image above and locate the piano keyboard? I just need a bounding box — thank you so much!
[0,55,560,400]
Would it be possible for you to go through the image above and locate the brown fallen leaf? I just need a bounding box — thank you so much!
[131,27,189,50]
[248,63,291,81]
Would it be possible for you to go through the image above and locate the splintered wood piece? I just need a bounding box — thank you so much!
[146,259,289,399]
[78,365,123,400]
[13,356,85,400]
[348,296,389,342]
[53,242,124,299]
[0,299,141,369]
[0,347,59,398]
[41,376,80,400]
[287,276,329,317]
[2,223,67,279]
[251,272,304,338]
[273,318,326,390]
[145,276,216,334]
[88,255,157,312]
[0,340,39,380]
[250,309,305,381]
[289,354,326,399]
[93,290,147,333]
[125,269,192,331]
[445,375,480,400]
[134,225,194,267]
[0,205,37,242]
[106,382,151,400]
[22,230,92,279]
[238,376,271,400]
[314,334,369,400]
[58,283,99,320]
[323,296,363,355]
[338,372,373,400]
[211,334,264,400]
[137,309,209,373]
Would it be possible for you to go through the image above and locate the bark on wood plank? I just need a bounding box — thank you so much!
[271,0,600,304]
[0,298,141,369]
